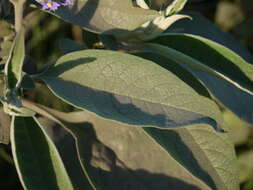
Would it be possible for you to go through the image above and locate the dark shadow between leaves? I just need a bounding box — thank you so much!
[39,116,214,190]
[46,57,96,76]
[144,127,217,190]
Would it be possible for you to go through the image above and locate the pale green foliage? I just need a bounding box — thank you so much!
[1,0,252,189]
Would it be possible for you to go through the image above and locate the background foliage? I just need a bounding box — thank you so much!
[0,0,253,189]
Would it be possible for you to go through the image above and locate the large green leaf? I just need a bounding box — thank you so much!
[39,50,223,130]
[23,102,239,190]
[33,0,159,34]
[33,0,187,42]
[10,116,74,190]
[149,33,253,123]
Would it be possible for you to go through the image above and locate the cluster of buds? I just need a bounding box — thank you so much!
[35,0,73,11]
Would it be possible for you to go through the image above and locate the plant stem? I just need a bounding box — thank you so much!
[10,0,26,32]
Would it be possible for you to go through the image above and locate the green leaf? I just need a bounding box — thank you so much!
[150,33,253,123]
[133,52,211,98]
[165,0,187,16]
[35,117,95,190]
[166,12,253,62]
[34,0,159,35]
[39,50,223,131]
[0,109,10,144]
[4,28,25,90]
[25,104,239,190]
[10,116,74,190]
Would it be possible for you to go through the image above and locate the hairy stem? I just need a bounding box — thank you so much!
[10,0,26,32]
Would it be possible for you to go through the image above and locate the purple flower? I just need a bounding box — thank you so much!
[35,0,74,11]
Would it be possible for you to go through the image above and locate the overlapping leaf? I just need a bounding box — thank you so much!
[165,0,187,16]
[23,103,238,190]
[149,32,253,123]
[33,0,159,34]
[4,28,25,90]
[39,50,223,130]
[166,12,253,62]
[10,116,74,190]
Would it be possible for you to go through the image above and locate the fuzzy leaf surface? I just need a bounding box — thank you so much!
[10,116,74,190]
[39,50,223,130]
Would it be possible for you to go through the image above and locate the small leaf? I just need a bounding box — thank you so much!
[10,116,74,190]
[165,0,187,16]
[4,27,25,90]
[39,50,224,131]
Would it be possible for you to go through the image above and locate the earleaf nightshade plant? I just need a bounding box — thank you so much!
[0,0,252,189]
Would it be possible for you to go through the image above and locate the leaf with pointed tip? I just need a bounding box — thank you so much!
[10,116,74,190]
[38,50,223,131]
[24,103,239,190]
[165,0,187,16]
[150,33,253,123]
